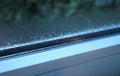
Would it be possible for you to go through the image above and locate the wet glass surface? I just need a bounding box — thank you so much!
[0,0,120,55]
[0,11,120,51]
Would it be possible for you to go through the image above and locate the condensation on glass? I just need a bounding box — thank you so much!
[0,0,120,55]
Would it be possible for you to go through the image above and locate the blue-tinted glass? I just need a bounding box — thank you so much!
[0,0,120,56]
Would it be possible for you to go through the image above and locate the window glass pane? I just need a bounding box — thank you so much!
[0,0,120,56]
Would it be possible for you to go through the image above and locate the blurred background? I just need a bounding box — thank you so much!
[0,0,120,21]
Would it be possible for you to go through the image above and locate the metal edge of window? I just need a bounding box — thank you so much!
[0,31,120,76]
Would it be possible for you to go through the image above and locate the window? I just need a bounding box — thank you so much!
[0,0,120,57]
[0,0,120,76]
